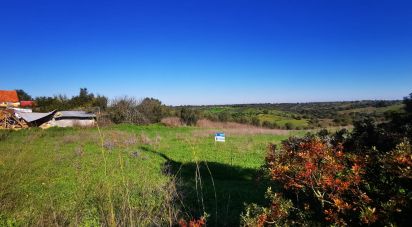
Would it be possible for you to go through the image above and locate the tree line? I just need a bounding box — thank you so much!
[16,88,199,126]
[16,88,405,129]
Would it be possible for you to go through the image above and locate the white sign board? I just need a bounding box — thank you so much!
[215,132,225,142]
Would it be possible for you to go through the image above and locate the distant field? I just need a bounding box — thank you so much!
[189,101,403,129]
[0,124,299,226]
[338,103,404,114]
[196,106,308,129]
[257,113,308,128]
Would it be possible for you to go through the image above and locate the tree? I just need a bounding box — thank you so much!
[35,95,69,112]
[404,93,412,114]
[15,89,32,101]
[34,88,109,112]
[138,97,168,123]
[70,88,95,108]
[109,96,148,124]
[93,95,108,110]
[180,108,198,126]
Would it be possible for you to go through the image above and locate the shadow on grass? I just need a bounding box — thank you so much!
[141,146,269,227]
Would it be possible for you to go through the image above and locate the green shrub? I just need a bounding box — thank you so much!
[251,117,260,127]
[285,122,294,130]
[138,97,169,123]
[180,108,198,126]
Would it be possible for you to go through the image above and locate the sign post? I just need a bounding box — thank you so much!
[214,132,225,142]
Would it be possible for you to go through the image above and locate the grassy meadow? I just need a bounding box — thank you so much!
[0,124,300,226]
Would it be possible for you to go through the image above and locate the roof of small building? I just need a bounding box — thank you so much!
[16,110,56,123]
[54,111,96,118]
[0,90,19,103]
[20,101,35,107]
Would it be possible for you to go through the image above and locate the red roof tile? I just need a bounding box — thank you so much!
[20,101,35,107]
[0,90,19,102]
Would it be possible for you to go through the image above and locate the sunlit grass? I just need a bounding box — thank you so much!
[0,124,298,226]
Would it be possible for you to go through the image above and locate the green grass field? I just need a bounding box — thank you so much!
[199,106,308,128]
[0,125,299,226]
[257,114,308,128]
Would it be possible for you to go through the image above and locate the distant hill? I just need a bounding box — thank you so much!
[175,100,403,129]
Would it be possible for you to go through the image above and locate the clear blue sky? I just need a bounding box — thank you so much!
[1,0,411,105]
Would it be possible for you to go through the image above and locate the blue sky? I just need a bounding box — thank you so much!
[1,0,411,105]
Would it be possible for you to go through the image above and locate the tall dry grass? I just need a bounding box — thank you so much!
[161,117,183,127]
[0,126,181,226]
[95,123,180,226]
[195,119,290,136]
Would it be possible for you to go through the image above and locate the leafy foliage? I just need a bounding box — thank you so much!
[108,96,148,124]
[179,108,199,126]
[138,97,169,123]
[35,88,108,112]
[184,100,402,129]
[246,134,412,226]
[242,188,294,226]
[15,89,32,101]
[178,216,206,227]
[245,93,412,226]
[271,137,370,225]
[404,93,412,114]
[108,97,169,124]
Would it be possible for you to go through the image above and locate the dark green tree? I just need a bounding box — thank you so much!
[180,108,198,126]
[70,88,94,108]
[404,93,412,114]
[138,98,168,123]
[15,89,32,101]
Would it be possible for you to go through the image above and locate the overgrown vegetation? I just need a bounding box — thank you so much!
[35,88,108,112]
[4,89,410,226]
[242,93,412,226]
[0,127,179,226]
[179,108,199,126]
[17,88,403,130]
[183,100,403,129]
[108,97,169,124]
[21,88,170,126]
[0,124,297,226]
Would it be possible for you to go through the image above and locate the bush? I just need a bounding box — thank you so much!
[248,90,412,225]
[246,120,412,226]
[241,188,294,226]
[180,108,198,126]
[261,121,272,129]
[251,117,260,127]
[284,122,294,130]
[109,97,149,124]
[108,97,170,125]
[138,98,169,123]
[217,112,231,122]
